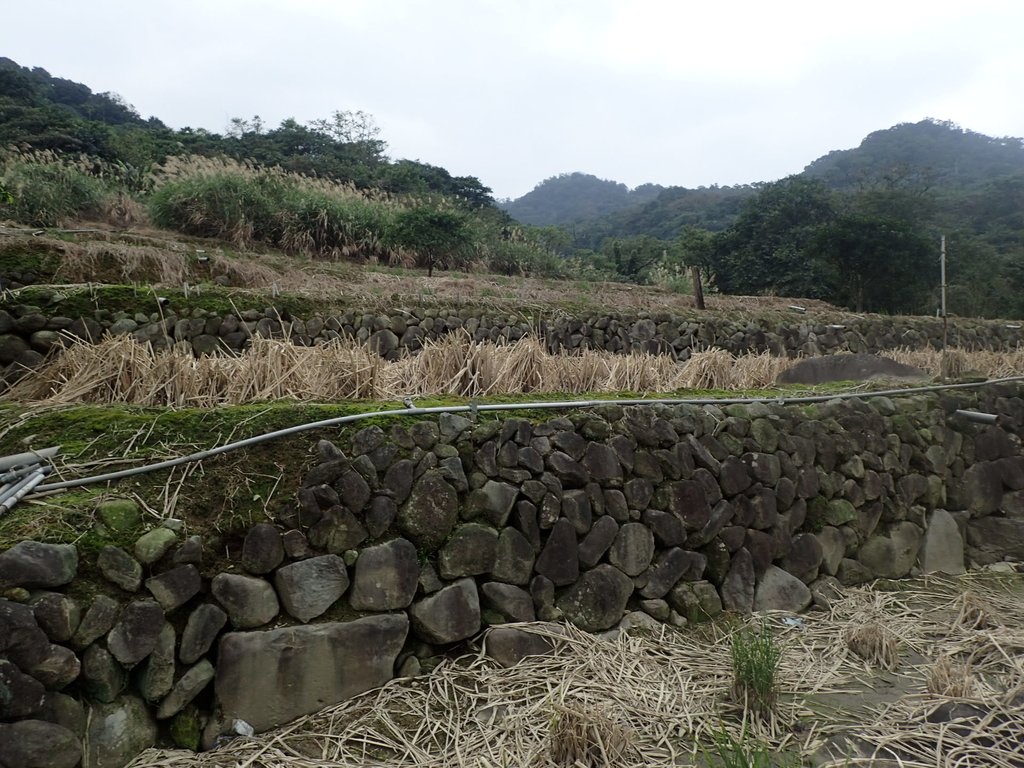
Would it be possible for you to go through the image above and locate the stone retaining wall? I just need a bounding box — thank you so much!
[2,300,1023,380]
[3,385,1024,766]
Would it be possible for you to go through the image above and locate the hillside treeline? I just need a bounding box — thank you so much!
[503,121,1024,318]
[2,56,1023,317]
[0,58,569,277]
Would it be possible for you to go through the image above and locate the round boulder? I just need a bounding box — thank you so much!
[556,564,633,632]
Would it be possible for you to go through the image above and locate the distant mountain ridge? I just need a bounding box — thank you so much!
[500,172,664,226]
[502,119,1024,241]
[803,119,1024,189]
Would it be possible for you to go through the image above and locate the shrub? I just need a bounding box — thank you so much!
[483,240,567,278]
[386,205,473,272]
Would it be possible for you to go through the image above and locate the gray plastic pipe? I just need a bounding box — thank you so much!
[27,375,1024,495]
[0,469,48,515]
[0,461,52,486]
[954,409,999,424]
[0,447,59,473]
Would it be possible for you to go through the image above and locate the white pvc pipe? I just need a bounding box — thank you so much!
[29,376,1024,495]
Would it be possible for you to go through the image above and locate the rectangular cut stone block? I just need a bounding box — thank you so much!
[214,614,408,733]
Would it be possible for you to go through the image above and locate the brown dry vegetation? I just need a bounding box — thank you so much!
[8,333,1024,407]
[53,240,191,285]
[128,573,1024,768]
[6,335,791,406]
[844,621,901,671]
[0,226,848,316]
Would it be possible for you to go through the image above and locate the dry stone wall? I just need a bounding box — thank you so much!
[2,299,1023,381]
[3,384,1024,767]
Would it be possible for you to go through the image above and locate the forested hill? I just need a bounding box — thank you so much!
[561,184,755,250]
[500,172,755,249]
[0,57,495,205]
[803,119,1024,189]
[501,173,664,225]
[504,119,1024,240]
[497,120,1024,320]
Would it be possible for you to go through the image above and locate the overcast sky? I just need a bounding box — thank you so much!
[4,0,1023,199]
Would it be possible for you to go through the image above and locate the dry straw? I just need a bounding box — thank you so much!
[54,241,190,285]
[844,621,901,671]
[671,348,737,390]
[883,346,1024,379]
[10,337,1024,407]
[925,656,976,698]
[126,572,1024,768]
[547,700,637,767]
[10,335,799,406]
[6,336,382,407]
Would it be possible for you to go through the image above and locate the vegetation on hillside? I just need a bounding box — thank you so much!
[803,119,1024,189]
[3,55,1024,317]
[0,154,568,283]
[0,58,585,279]
[501,172,665,226]
[502,120,1024,318]
[0,57,494,204]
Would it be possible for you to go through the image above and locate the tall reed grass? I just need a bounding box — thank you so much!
[146,155,483,269]
[0,149,112,227]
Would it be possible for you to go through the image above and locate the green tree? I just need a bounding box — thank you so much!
[709,177,837,297]
[677,225,714,270]
[308,110,387,166]
[390,207,471,275]
[814,213,935,313]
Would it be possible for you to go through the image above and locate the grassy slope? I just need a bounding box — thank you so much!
[0,224,893,556]
[0,227,848,319]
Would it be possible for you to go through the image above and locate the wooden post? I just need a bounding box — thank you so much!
[941,235,948,380]
[691,265,705,310]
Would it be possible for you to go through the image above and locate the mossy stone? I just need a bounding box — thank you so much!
[807,496,857,531]
[170,705,202,751]
[750,418,779,453]
[134,528,177,565]
[825,499,857,526]
[97,499,141,532]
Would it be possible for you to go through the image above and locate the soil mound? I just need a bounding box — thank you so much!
[778,353,927,385]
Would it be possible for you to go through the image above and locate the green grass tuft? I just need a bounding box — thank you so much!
[704,724,787,768]
[730,622,782,715]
